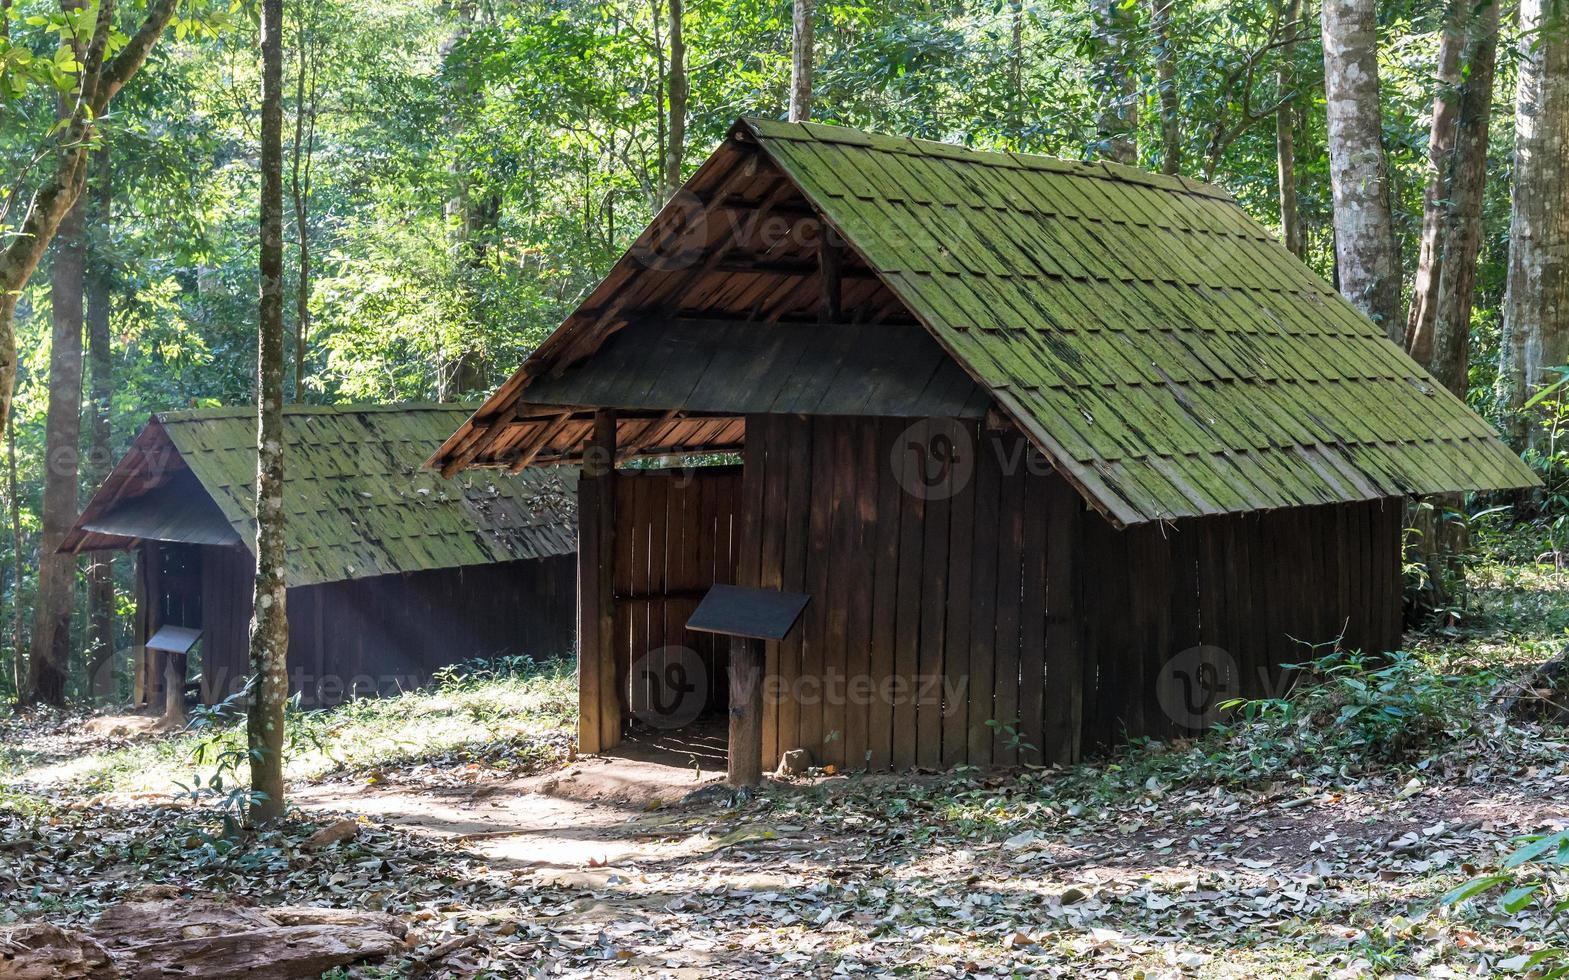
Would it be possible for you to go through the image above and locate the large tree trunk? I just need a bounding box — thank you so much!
[790,0,813,122]
[248,0,290,828]
[27,191,85,708]
[1091,0,1139,165]
[1321,0,1403,339]
[1150,0,1181,175]
[1497,0,1569,447]
[85,148,115,701]
[663,0,685,201]
[1276,0,1304,256]
[1406,0,1501,399]
[0,0,179,435]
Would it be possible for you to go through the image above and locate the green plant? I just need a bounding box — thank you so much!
[1218,649,1492,769]
[1444,830,1569,977]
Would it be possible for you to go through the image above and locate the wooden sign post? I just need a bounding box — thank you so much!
[686,584,810,787]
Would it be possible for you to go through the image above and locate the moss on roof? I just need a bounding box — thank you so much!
[739,117,1537,524]
[74,404,575,587]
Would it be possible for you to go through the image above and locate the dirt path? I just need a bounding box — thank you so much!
[294,753,735,880]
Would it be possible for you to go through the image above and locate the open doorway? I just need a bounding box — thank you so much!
[608,466,740,768]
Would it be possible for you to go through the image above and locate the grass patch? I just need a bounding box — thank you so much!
[1,655,578,797]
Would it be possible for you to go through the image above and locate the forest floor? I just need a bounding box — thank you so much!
[2,541,1569,978]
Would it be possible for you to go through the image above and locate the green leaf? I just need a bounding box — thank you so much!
[1441,874,1511,906]
[1500,884,1541,914]
[1504,831,1569,869]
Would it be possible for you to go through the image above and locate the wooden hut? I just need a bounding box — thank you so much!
[66,404,577,709]
[430,118,1537,776]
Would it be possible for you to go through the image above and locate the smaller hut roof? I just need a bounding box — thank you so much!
[64,404,576,588]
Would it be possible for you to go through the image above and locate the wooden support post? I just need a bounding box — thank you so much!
[818,233,842,323]
[162,652,186,728]
[578,409,620,754]
[728,635,764,787]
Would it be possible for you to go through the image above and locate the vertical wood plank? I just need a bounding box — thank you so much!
[867,418,903,770]
[891,420,928,770]
[1016,459,1049,764]
[991,448,1025,765]
[800,418,834,760]
[777,417,812,759]
[843,419,877,770]
[965,432,1001,767]
[940,423,977,769]
[822,419,856,769]
[1043,477,1081,764]
[916,422,951,770]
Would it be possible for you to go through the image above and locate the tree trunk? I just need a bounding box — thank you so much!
[790,0,813,122]
[1091,0,1139,165]
[1010,0,1025,141]
[1276,0,1304,256]
[85,147,115,701]
[1497,0,1569,447]
[7,417,22,707]
[436,0,489,401]
[27,191,85,708]
[1321,0,1403,339]
[1406,0,1501,399]
[1150,0,1181,175]
[248,0,290,828]
[663,0,685,202]
[290,0,319,403]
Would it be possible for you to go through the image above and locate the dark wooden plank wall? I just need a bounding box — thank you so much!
[734,414,1405,771]
[612,467,743,731]
[185,544,575,708]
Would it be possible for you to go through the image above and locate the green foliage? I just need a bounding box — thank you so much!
[1445,830,1569,976]
[1219,649,1495,768]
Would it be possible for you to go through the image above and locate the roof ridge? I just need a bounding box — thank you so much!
[736,116,1236,202]
[157,401,482,423]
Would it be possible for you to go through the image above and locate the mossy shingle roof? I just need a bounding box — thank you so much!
[742,118,1535,524]
[66,404,576,587]
[433,117,1537,525]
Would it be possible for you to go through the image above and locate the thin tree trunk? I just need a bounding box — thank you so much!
[289,0,318,403]
[248,0,290,828]
[5,419,19,707]
[26,188,85,707]
[1276,0,1304,256]
[1091,0,1139,165]
[1407,0,1501,400]
[790,0,813,122]
[1150,0,1182,175]
[1011,0,1025,141]
[85,147,114,701]
[1498,0,1569,447]
[436,0,488,400]
[1321,0,1403,338]
[663,0,685,201]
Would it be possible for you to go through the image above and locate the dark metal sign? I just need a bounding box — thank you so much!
[685,584,810,641]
